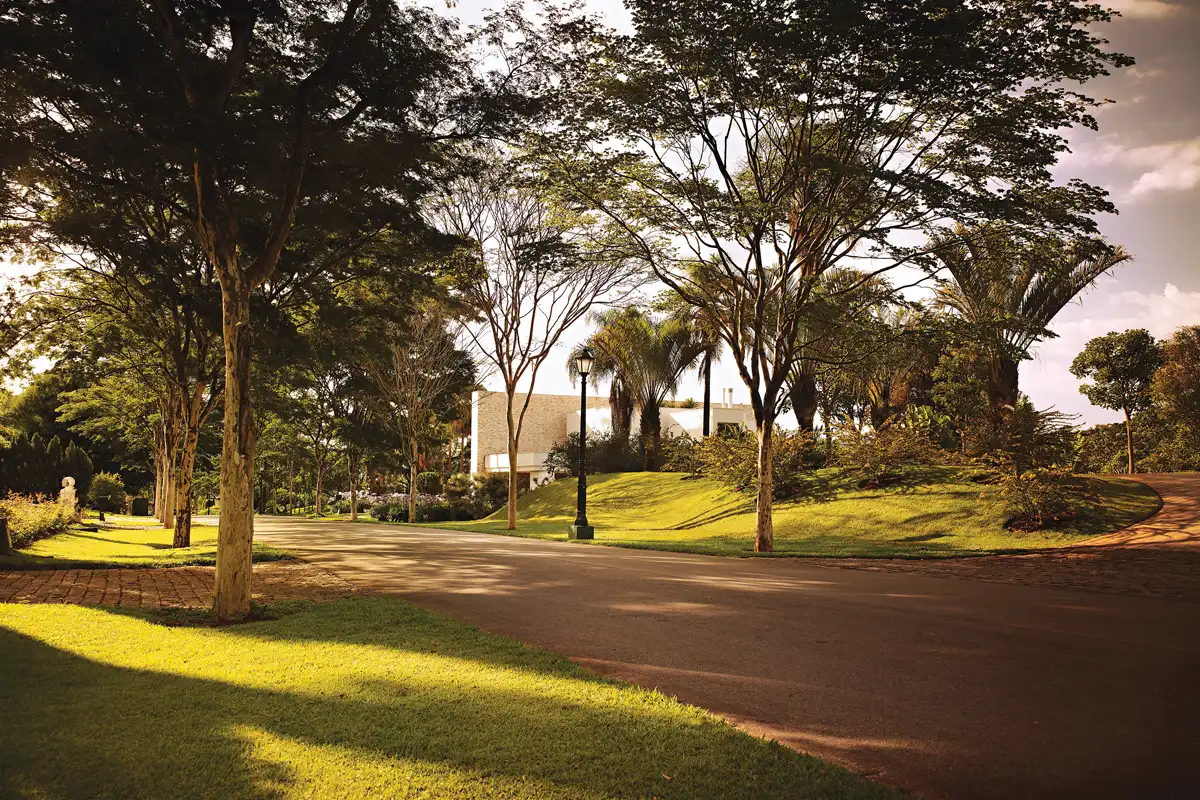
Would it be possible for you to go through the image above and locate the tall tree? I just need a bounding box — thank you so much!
[436,166,641,529]
[1071,329,1162,474]
[571,308,706,470]
[934,225,1131,416]
[544,0,1129,551]
[362,310,474,525]
[1152,326,1200,441]
[0,1,527,617]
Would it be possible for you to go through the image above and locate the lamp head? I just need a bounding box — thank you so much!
[576,347,595,377]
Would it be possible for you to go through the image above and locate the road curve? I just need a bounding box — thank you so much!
[255,510,1200,799]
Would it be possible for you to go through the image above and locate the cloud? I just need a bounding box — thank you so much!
[1063,136,1200,199]
[1106,0,1185,19]
[1025,283,1200,422]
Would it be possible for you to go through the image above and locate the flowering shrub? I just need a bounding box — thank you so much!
[0,493,75,548]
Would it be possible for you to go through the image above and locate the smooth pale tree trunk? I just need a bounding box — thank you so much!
[1124,407,1136,474]
[152,457,162,519]
[505,387,519,530]
[790,375,818,431]
[213,281,256,621]
[159,449,177,528]
[409,440,419,524]
[314,461,324,515]
[288,458,295,515]
[173,384,208,548]
[348,450,360,521]
[755,422,774,553]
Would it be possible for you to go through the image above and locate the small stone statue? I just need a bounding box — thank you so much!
[60,476,77,508]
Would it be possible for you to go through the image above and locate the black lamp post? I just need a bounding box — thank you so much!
[570,347,595,540]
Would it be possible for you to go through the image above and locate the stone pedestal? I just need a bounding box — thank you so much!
[569,524,595,540]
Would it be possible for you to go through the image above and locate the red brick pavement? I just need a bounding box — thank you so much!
[0,560,357,608]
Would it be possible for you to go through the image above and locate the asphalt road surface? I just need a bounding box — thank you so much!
[255,515,1200,799]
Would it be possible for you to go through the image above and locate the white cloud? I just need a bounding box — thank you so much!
[1106,0,1185,19]
[1063,136,1200,199]
[1025,283,1200,423]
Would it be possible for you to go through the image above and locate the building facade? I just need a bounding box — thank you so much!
[469,389,755,487]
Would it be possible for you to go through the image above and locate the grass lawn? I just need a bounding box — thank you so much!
[0,518,289,570]
[422,468,1161,558]
[0,597,903,799]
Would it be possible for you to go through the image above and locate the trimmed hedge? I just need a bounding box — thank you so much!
[0,494,76,549]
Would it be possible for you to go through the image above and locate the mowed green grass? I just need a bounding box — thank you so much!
[0,598,903,800]
[0,518,288,570]
[425,468,1161,557]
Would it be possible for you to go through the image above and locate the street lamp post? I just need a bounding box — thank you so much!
[570,347,595,540]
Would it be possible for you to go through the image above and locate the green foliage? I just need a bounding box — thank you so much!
[985,469,1095,531]
[415,472,442,495]
[0,433,94,501]
[1071,329,1162,416]
[89,472,127,513]
[836,423,945,483]
[544,431,643,476]
[1152,325,1200,435]
[695,429,822,499]
[994,400,1079,473]
[0,494,75,548]
[472,473,509,515]
[370,503,394,523]
[660,433,702,478]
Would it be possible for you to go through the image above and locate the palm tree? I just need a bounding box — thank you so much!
[572,308,707,470]
[934,224,1131,413]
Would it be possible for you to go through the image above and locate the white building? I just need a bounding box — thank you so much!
[469,389,755,488]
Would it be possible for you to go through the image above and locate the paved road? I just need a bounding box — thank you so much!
[255,514,1200,799]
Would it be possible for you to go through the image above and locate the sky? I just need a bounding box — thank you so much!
[3,0,1196,425]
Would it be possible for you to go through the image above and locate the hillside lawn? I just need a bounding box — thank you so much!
[0,515,288,570]
[423,467,1161,558]
[0,597,903,800]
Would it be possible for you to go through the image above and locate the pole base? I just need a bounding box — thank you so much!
[569,524,595,540]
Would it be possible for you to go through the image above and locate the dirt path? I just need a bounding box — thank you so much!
[253,508,1200,800]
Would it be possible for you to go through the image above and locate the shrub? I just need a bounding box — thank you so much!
[415,472,442,495]
[836,423,944,484]
[370,502,393,522]
[985,468,1095,531]
[0,493,75,548]
[543,430,642,476]
[660,433,701,478]
[89,472,127,513]
[695,428,822,499]
[416,502,454,523]
[472,473,508,515]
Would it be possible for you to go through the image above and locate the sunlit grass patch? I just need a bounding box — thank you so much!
[422,469,1161,558]
[0,598,904,799]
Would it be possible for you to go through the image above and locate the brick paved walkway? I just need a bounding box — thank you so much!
[805,474,1200,602]
[0,560,358,608]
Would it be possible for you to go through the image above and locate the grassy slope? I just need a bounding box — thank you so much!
[0,598,903,800]
[0,516,288,570]
[425,468,1161,557]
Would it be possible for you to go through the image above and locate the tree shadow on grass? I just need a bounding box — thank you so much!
[0,601,902,800]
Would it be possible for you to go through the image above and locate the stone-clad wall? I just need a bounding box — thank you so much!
[470,390,609,475]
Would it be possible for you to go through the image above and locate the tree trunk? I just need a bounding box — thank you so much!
[641,401,661,471]
[505,387,519,530]
[702,355,712,437]
[755,422,774,553]
[288,458,295,515]
[159,448,177,528]
[348,449,359,522]
[1125,407,1136,475]
[789,374,818,432]
[213,281,256,621]
[173,421,201,548]
[409,440,419,524]
[314,461,323,515]
[988,355,1020,412]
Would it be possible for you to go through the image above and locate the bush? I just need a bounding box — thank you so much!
[544,431,642,476]
[660,433,701,478]
[695,428,823,499]
[986,468,1094,531]
[0,493,75,548]
[415,472,442,495]
[836,423,944,484]
[416,502,454,523]
[370,502,393,522]
[89,472,127,513]
[472,473,508,516]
